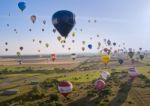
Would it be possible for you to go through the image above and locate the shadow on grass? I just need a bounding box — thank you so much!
[109,81,132,106]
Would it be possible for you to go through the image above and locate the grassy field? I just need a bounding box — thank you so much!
[0,57,150,106]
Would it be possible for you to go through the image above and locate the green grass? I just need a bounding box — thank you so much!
[58,70,100,83]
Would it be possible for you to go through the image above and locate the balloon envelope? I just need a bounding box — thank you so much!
[18,2,26,12]
[95,80,106,91]
[58,81,73,97]
[101,71,110,80]
[128,68,138,80]
[52,10,75,38]
[88,44,92,49]
[101,54,110,65]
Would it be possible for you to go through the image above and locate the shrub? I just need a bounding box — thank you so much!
[49,93,59,101]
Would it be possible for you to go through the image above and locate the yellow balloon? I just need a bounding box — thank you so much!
[101,54,110,64]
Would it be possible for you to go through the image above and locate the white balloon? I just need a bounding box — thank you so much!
[101,71,110,80]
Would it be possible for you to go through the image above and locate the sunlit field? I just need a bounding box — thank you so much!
[0,55,150,106]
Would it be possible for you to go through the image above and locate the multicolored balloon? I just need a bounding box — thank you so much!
[31,15,36,24]
[58,81,73,98]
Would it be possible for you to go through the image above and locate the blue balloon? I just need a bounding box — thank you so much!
[18,2,26,12]
[88,44,92,49]
[52,10,75,38]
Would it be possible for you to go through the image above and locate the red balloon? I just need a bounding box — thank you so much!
[51,53,56,62]
[58,81,73,98]
[95,80,106,91]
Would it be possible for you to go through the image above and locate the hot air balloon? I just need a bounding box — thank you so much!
[20,46,23,51]
[5,42,8,45]
[97,35,99,37]
[42,28,44,32]
[18,2,26,12]
[101,54,110,65]
[88,44,92,49]
[72,32,75,37]
[68,48,71,51]
[95,80,106,91]
[31,15,36,24]
[16,52,21,57]
[43,20,46,25]
[118,59,124,64]
[32,39,35,42]
[104,48,108,53]
[7,24,9,27]
[45,43,49,48]
[58,81,73,98]
[38,50,40,53]
[101,71,110,80]
[29,28,32,32]
[5,48,8,52]
[52,10,75,38]
[53,29,56,33]
[82,47,85,51]
[72,40,75,43]
[62,45,65,48]
[128,68,138,81]
[88,20,91,23]
[82,41,86,45]
[128,51,134,59]
[51,54,56,62]
[107,40,111,46]
[39,40,42,44]
[113,42,116,46]
[57,36,62,42]
[139,48,142,51]
[94,20,97,23]
[71,53,76,60]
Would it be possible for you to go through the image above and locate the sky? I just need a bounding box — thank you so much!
[0,0,150,55]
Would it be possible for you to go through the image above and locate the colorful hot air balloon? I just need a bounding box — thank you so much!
[95,80,106,91]
[51,54,56,62]
[58,81,73,98]
[88,44,92,49]
[128,68,138,81]
[101,54,110,65]
[18,2,26,12]
[31,15,36,24]
[101,71,110,80]
[52,10,76,38]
